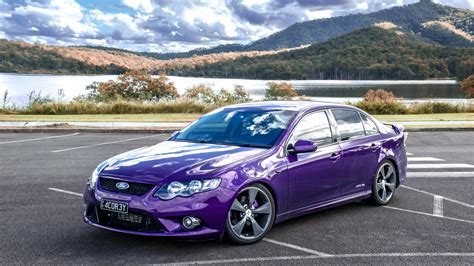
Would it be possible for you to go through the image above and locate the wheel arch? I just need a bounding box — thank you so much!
[246,180,278,220]
[384,157,400,188]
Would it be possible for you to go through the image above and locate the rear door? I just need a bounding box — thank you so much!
[329,109,381,196]
[287,110,343,209]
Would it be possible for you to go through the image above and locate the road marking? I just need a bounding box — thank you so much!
[407,172,474,178]
[382,206,474,225]
[433,195,444,217]
[263,238,331,257]
[48,187,83,197]
[157,253,474,265]
[408,163,474,169]
[0,133,79,145]
[406,152,414,156]
[407,157,444,162]
[401,185,474,209]
[51,134,164,153]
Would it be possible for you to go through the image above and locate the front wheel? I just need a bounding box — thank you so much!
[369,161,398,205]
[225,184,275,245]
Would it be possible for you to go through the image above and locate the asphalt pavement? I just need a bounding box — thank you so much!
[0,131,473,264]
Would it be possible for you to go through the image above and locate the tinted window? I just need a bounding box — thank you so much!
[360,113,378,135]
[173,109,297,148]
[332,109,365,141]
[289,111,333,147]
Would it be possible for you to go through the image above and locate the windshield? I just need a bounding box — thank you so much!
[172,108,297,148]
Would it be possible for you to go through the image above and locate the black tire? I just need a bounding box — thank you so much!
[368,161,398,206]
[225,183,275,245]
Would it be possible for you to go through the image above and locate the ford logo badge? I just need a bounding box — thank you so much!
[116,182,130,190]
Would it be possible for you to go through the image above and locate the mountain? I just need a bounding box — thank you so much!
[146,0,472,58]
[163,26,473,80]
[244,0,472,51]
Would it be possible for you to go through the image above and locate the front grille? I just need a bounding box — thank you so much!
[99,177,154,196]
[86,205,165,233]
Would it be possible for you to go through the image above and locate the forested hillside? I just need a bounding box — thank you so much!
[0,40,126,74]
[163,27,473,80]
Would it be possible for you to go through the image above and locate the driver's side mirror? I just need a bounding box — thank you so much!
[287,139,318,154]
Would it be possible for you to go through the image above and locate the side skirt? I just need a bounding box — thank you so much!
[275,190,372,224]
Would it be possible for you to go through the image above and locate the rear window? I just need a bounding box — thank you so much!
[331,109,365,141]
[360,113,379,135]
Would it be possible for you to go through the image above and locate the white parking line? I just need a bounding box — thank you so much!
[382,206,473,225]
[263,238,331,257]
[51,134,164,153]
[401,185,474,209]
[407,157,445,162]
[0,133,79,145]
[407,172,474,178]
[48,187,83,197]
[157,252,474,265]
[433,196,444,217]
[408,163,474,169]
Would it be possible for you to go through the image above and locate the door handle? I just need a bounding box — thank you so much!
[370,143,381,151]
[329,152,341,161]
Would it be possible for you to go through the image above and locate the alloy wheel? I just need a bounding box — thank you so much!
[227,186,273,241]
[375,162,397,203]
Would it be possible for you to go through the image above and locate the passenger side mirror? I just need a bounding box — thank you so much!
[287,139,318,154]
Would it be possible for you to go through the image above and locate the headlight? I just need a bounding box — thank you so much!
[154,178,221,200]
[87,161,110,189]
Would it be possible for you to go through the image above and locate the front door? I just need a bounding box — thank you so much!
[287,111,343,210]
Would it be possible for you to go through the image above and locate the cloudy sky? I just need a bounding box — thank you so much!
[1,0,472,52]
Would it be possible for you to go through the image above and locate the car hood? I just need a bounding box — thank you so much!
[99,140,265,183]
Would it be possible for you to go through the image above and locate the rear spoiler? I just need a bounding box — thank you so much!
[383,122,408,146]
[383,122,404,135]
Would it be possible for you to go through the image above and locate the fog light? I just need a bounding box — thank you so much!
[182,216,200,230]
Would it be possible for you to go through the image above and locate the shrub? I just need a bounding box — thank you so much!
[184,83,251,105]
[184,83,216,104]
[87,71,179,102]
[352,101,408,115]
[363,89,399,102]
[461,75,474,98]
[264,82,298,100]
[352,89,407,114]
[408,102,465,114]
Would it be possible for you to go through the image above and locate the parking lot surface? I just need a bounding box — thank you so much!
[0,131,473,264]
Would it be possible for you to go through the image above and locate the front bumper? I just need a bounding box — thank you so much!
[83,183,235,240]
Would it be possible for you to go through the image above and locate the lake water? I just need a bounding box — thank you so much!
[0,73,469,106]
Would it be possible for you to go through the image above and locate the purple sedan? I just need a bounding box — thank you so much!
[83,101,407,244]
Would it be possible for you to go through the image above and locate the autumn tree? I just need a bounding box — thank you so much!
[86,71,178,101]
[461,75,474,98]
[264,82,298,100]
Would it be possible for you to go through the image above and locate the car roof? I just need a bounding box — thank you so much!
[224,101,350,112]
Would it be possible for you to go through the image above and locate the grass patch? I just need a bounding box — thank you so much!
[1,113,473,123]
[0,113,201,122]
[374,113,474,122]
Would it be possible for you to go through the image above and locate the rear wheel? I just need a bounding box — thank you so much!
[369,161,397,205]
[225,184,275,244]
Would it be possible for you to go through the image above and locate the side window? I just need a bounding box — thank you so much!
[360,113,379,135]
[289,111,333,147]
[331,109,365,141]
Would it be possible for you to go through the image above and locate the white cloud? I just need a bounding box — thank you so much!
[122,0,154,13]
[356,2,369,10]
[6,0,98,38]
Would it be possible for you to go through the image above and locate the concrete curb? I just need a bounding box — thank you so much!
[0,126,473,134]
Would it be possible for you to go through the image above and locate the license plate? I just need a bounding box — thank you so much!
[100,199,128,214]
